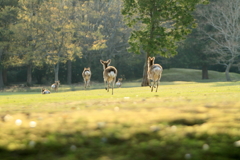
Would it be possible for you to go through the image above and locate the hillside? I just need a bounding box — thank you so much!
[160,68,240,82]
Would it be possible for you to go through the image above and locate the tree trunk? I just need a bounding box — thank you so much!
[67,60,72,84]
[0,70,4,89]
[27,64,32,86]
[3,69,7,84]
[141,52,149,86]
[202,65,209,79]
[0,50,4,89]
[54,63,59,81]
[225,62,233,81]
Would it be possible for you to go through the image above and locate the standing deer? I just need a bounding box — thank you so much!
[116,78,123,88]
[147,57,163,92]
[100,59,117,95]
[51,81,60,92]
[82,67,91,89]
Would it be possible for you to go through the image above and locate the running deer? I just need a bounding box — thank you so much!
[51,80,60,92]
[147,57,163,92]
[116,78,123,88]
[82,67,91,89]
[41,88,51,94]
[100,59,117,95]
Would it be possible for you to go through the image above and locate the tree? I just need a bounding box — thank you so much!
[0,0,18,88]
[122,0,208,86]
[197,0,240,81]
[37,0,82,82]
[175,27,218,79]
[8,0,44,86]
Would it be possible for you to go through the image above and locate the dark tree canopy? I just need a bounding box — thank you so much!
[122,0,208,57]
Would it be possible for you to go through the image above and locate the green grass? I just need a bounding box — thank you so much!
[1,80,240,160]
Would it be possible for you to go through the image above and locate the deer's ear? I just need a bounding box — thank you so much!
[152,57,155,60]
[108,59,111,63]
[100,60,103,63]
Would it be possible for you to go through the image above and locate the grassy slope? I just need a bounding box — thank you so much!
[1,79,240,159]
[161,68,240,82]
[133,68,240,83]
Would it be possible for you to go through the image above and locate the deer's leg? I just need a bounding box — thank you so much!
[156,80,158,92]
[107,81,110,92]
[148,78,151,88]
[84,79,86,89]
[152,80,155,92]
[87,79,90,87]
[112,80,114,95]
[104,80,107,90]
[149,79,153,92]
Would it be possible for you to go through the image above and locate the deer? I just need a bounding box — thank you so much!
[116,78,123,88]
[100,59,117,95]
[82,67,91,89]
[51,80,60,92]
[41,88,51,94]
[147,57,163,92]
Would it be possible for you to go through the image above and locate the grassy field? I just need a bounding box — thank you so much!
[1,79,240,160]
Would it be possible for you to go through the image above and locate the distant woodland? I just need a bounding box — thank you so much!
[0,0,239,88]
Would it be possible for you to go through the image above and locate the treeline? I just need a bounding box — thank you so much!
[1,0,142,86]
[0,0,239,88]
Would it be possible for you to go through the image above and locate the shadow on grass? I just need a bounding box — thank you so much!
[168,118,207,126]
[1,131,240,160]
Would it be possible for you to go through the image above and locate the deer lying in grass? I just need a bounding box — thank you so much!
[82,67,91,89]
[100,59,117,95]
[116,78,123,88]
[147,57,163,92]
[41,88,50,94]
[51,81,60,92]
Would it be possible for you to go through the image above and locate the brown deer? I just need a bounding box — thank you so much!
[41,88,51,94]
[116,78,123,88]
[100,59,117,95]
[82,67,91,89]
[51,81,60,92]
[147,57,163,92]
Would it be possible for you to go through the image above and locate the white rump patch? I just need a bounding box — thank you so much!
[42,90,50,94]
[51,84,55,88]
[45,90,50,94]
[85,71,91,76]
[153,67,161,72]
[108,71,116,77]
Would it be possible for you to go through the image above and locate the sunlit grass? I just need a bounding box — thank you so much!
[1,81,240,159]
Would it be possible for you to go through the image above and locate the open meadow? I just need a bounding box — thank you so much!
[1,79,240,160]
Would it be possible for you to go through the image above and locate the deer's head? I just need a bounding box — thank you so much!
[100,59,111,69]
[118,78,123,82]
[148,57,155,67]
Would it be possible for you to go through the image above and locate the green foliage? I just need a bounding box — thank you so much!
[122,0,208,57]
